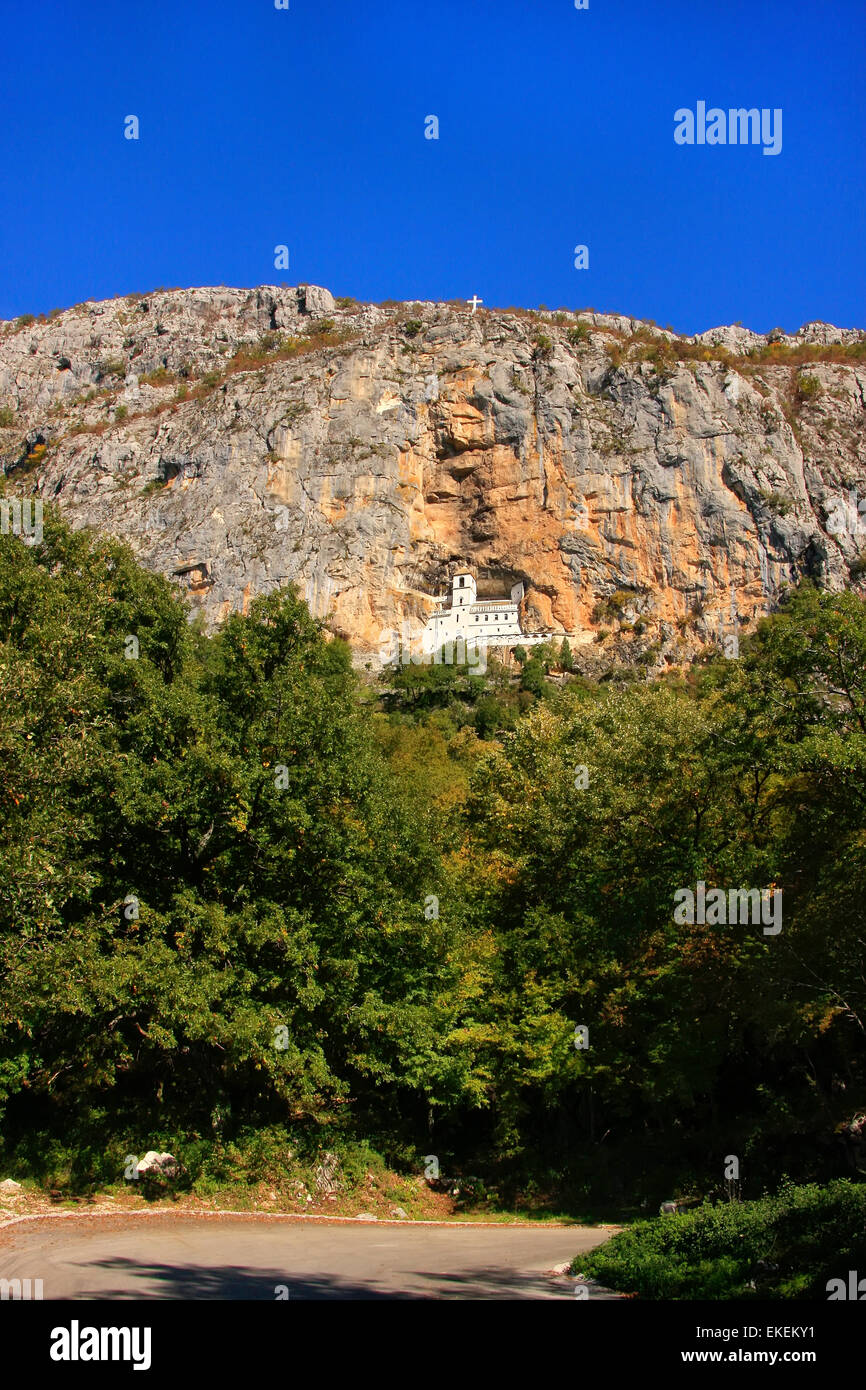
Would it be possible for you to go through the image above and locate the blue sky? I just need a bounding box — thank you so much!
[1,0,863,333]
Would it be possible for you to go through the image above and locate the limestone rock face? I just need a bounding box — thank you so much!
[1,286,864,671]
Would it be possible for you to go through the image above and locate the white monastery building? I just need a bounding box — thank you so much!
[423,572,556,655]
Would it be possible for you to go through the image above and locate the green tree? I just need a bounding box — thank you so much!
[520,658,546,696]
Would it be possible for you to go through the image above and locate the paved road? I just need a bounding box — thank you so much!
[0,1213,615,1300]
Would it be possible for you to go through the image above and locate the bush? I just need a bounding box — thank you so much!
[592,590,634,623]
[0,407,15,428]
[532,333,554,361]
[97,359,126,379]
[520,658,547,696]
[140,367,174,387]
[759,400,781,432]
[247,333,282,359]
[474,695,510,740]
[637,642,663,666]
[760,490,794,517]
[574,1180,866,1300]
[567,323,589,345]
[796,373,822,403]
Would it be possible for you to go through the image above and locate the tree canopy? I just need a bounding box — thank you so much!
[0,517,863,1207]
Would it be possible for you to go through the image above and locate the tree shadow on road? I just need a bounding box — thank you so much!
[63,1257,569,1300]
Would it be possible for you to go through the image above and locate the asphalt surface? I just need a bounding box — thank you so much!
[0,1213,616,1300]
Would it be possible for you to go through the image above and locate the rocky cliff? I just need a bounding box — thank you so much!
[1,284,864,670]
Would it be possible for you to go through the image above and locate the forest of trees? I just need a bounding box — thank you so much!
[1,509,864,1213]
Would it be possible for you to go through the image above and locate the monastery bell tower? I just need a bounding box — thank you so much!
[452,572,477,607]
